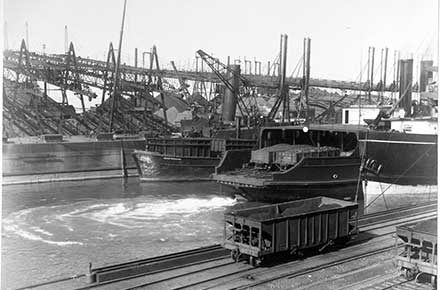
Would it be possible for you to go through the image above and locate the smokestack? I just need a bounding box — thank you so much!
[419,60,434,92]
[134,48,138,67]
[279,34,288,91]
[398,59,413,117]
[222,64,240,123]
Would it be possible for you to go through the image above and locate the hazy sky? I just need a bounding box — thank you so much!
[3,0,439,82]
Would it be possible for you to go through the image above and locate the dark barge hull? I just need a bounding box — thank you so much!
[215,150,364,213]
[132,150,220,181]
[359,131,437,185]
[132,137,256,181]
[3,139,145,184]
[223,182,362,204]
[221,182,364,215]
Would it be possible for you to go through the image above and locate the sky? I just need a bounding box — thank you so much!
[2,0,439,82]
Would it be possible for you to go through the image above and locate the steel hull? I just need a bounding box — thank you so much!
[215,155,364,213]
[226,182,361,202]
[360,131,437,185]
[2,140,145,182]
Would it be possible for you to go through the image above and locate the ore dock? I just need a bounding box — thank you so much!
[2,0,438,290]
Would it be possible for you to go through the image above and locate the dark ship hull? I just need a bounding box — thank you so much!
[359,130,437,185]
[3,138,145,184]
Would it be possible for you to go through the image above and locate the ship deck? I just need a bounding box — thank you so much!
[6,135,144,144]
[261,123,369,133]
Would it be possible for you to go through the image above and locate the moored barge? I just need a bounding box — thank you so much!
[132,137,256,181]
[213,124,366,212]
[3,134,145,184]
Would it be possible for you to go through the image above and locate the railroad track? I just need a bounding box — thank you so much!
[367,277,435,290]
[117,237,399,290]
[73,245,229,289]
[357,201,437,227]
[269,252,436,290]
[16,201,437,290]
[82,202,436,288]
[82,203,437,290]
[160,213,437,290]
[338,275,435,290]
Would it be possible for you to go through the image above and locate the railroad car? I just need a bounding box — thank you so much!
[395,218,437,286]
[223,196,359,266]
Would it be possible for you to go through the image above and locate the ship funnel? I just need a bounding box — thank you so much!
[398,59,413,117]
[279,34,288,90]
[419,60,434,93]
[222,64,240,123]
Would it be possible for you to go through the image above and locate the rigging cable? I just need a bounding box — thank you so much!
[289,55,304,79]
[363,143,435,210]
[354,130,367,203]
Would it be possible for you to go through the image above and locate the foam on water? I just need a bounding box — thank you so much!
[59,196,237,228]
[132,196,237,217]
[31,227,53,236]
[3,219,83,246]
[3,204,88,246]
[2,195,237,245]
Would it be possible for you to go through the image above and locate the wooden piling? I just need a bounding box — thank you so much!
[120,141,128,177]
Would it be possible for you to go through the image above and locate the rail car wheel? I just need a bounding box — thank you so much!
[430,275,436,287]
[403,268,416,280]
[248,256,262,267]
[230,249,235,260]
[231,249,239,262]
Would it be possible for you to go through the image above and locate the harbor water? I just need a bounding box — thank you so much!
[1,178,436,290]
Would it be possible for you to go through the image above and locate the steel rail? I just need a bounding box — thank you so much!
[335,274,430,290]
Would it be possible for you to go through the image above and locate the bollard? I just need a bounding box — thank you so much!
[85,262,96,284]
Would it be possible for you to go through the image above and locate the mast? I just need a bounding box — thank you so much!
[369,47,375,103]
[379,48,383,101]
[367,47,371,103]
[383,47,388,101]
[303,37,311,122]
[25,21,29,50]
[64,25,69,54]
[109,0,127,132]
[279,34,288,123]
[395,51,400,103]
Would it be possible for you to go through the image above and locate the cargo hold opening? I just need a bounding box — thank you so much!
[261,128,359,155]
